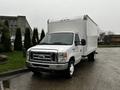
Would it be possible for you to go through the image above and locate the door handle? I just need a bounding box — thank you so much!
[72,48,75,51]
[80,49,82,52]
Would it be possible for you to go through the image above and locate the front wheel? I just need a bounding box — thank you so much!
[32,71,42,76]
[65,61,74,78]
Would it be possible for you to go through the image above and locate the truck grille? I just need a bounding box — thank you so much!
[29,52,57,63]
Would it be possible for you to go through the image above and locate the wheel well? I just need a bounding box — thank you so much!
[88,51,96,56]
[69,56,75,63]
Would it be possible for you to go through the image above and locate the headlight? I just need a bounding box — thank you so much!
[26,51,30,61]
[58,52,67,62]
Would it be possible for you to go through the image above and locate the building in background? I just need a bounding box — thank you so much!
[109,35,120,45]
[0,15,32,42]
[98,33,120,45]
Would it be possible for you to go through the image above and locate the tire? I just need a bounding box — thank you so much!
[32,71,41,76]
[88,51,95,62]
[65,61,74,78]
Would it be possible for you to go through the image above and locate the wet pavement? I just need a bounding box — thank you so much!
[1,48,120,90]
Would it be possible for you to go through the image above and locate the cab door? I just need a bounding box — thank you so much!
[74,34,82,64]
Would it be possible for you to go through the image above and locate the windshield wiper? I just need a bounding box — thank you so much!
[40,42,70,45]
[51,42,69,45]
[39,42,51,45]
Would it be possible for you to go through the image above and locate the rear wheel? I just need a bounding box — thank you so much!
[65,60,74,78]
[88,51,95,62]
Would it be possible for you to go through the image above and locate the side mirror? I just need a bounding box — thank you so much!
[81,39,86,45]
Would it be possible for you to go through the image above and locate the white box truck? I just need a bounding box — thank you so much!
[26,15,98,78]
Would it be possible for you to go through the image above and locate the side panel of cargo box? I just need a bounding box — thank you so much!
[83,16,98,56]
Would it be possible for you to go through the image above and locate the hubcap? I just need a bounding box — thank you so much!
[70,63,74,75]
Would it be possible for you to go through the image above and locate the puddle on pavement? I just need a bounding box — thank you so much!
[0,80,10,90]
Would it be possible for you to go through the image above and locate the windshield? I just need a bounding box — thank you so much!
[40,33,74,45]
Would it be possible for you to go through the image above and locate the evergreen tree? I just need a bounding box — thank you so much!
[1,20,11,51]
[0,23,5,52]
[14,28,22,50]
[35,28,39,43]
[1,31,5,44]
[0,22,4,34]
[39,29,45,43]
[24,28,31,51]
[4,20,9,27]
[32,28,39,46]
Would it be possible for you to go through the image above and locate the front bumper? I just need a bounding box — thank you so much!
[26,61,68,71]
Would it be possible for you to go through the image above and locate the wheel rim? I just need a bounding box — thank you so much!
[70,63,74,76]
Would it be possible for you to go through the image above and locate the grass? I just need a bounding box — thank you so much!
[0,51,26,73]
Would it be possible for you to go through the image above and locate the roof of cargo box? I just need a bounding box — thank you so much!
[47,15,98,26]
[48,16,84,23]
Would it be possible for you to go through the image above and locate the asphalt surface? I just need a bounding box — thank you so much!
[1,48,120,90]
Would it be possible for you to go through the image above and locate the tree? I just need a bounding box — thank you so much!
[98,32,105,44]
[0,23,4,52]
[32,28,39,46]
[0,20,11,51]
[39,29,45,43]
[4,20,9,27]
[107,31,114,35]
[24,28,31,51]
[103,35,111,45]
[0,22,4,33]
[14,28,22,50]
[1,31,5,44]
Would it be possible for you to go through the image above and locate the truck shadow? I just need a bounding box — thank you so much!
[28,59,98,90]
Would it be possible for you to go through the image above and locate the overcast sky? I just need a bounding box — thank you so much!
[0,0,120,34]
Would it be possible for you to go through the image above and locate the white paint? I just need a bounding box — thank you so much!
[28,15,98,66]
[48,15,98,55]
